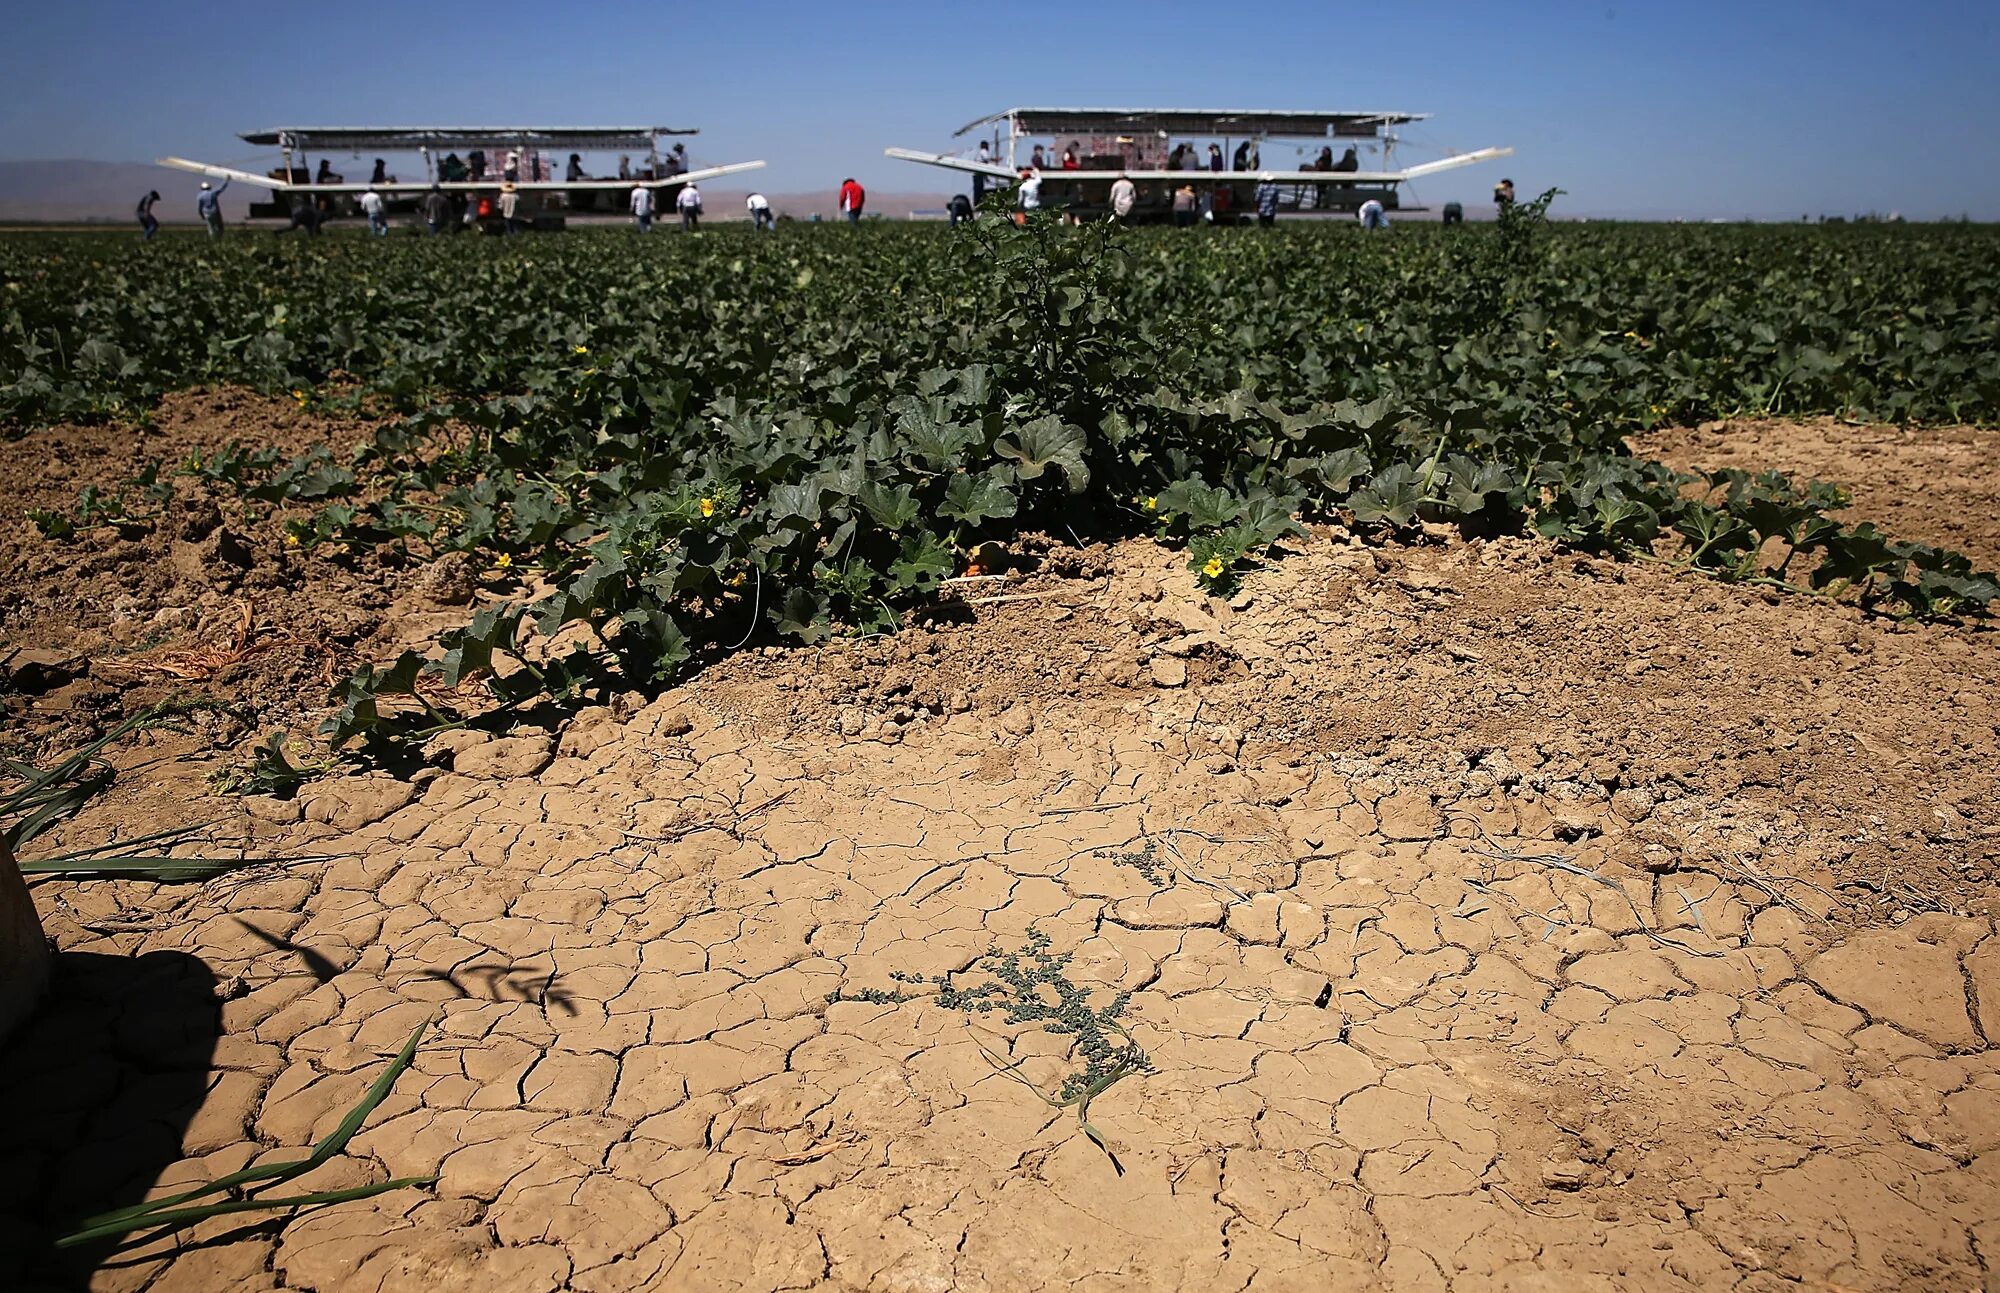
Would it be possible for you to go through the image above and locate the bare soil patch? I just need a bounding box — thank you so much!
[1634,416,2000,571]
[4,410,2000,1290]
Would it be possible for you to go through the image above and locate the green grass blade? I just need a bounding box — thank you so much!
[63,1016,430,1232]
[56,1176,438,1248]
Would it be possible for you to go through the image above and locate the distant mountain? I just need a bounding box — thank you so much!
[0,160,949,225]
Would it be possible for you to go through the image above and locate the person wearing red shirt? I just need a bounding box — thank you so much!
[1061,142,1081,170]
[839,177,866,224]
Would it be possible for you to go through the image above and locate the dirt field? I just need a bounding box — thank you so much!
[4,407,1999,1291]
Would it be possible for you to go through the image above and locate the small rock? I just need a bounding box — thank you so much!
[1552,815,1602,841]
[837,706,867,738]
[1610,788,1655,823]
[999,704,1036,737]
[413,552,482,606]
[654,709,695,738]
[1149,656,1188,688]
[947,690,972,713]
[1542,1157,1592,1191]
[1,648,85,696]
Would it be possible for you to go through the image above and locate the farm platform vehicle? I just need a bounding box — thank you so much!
[888,107,1511,222]
[158,125,764,231]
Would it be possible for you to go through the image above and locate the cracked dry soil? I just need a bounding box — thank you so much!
[6,414,2000,1292]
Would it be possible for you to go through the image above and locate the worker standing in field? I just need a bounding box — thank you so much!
[677,182,703,232]
[421,184,449,234]
[196,178,229,239]
[136,190,160,240]
[499,183,522,234]
[839,177,865,224]
[274,195,323,236]
[1015,168,1042,223]
[359,188,388,236]
[1494,178,1515,215]
[630,182,654,232]
[747,191,775,231]
[1171,182,1197,228]
[1110,173,1137,223]
[1358,198,1390,230]
[1254,174,1280,228]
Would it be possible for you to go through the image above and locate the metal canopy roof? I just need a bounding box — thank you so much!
[953,108,1428,139]
[238,126,697,151]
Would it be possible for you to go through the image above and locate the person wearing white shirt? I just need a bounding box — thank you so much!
[746,192,774,232]
[1016,169,1042,221]
[630,184,654,233]
[1109,174,1137,223]
[677,183,703,232]
[358,188,387,236]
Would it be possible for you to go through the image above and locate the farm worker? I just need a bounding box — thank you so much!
[315,159,341,185]
[677,182,703,232]
[1207,144,1224,173]
[973,141,992,203]
[617,155,631,181]
[1332,147,1359,173]
[1110,174,1137,223]
[1442,201,1464,226]
[947,193,973,226]
[196,178,229,239]
[1015,169,1042,225]
[630,184,654,232]
[468,149,487,181]
[503,151,520,184]
[839,177,865,223]
[499,183,522,234]
[421,184,449,234]
[566,153,586,182]
[1172,183,1196,229]
[1358,198,1390,230]
[274,196,323,236]
[359,188,388,236]
[1232,141,1252,171]
[1029,144,1046,170]
[747,191,775,231]
[1494,177,1516,214]
[1254,174,1280,228]
[1061,142,1080,170]
[136,190,160,240]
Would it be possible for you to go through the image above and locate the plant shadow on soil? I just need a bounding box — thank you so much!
[0,948,220,1290]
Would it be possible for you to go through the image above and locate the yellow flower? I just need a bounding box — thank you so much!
[1142,496,1158,512]
[284,532,301,548]
[1202,556,1225,579]
[572,344,589,355]
[699,497,716,518]
[495,552,513,569]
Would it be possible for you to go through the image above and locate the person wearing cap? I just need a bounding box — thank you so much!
[677,182,703,232]
[1254,173,1280,227]
[196,177,229,239]
[359,187,388,236]
[747,191,775,232]
[1358,198,1390,231]
[1109,172,1137,223]
[630,182,654,232]
[1015,168,1042,223]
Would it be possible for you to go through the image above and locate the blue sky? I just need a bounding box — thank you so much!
[4,0,1996,218]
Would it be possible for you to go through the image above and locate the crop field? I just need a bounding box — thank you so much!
[4,215,2000,1291]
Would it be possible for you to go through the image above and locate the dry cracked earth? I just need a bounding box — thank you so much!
[5,414,2000,1292]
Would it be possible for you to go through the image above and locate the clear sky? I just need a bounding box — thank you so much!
[4,0,1996,219]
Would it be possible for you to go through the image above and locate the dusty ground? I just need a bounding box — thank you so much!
[4,412,2000,1290]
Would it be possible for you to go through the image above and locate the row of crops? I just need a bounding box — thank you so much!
[4,211,1997,752]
